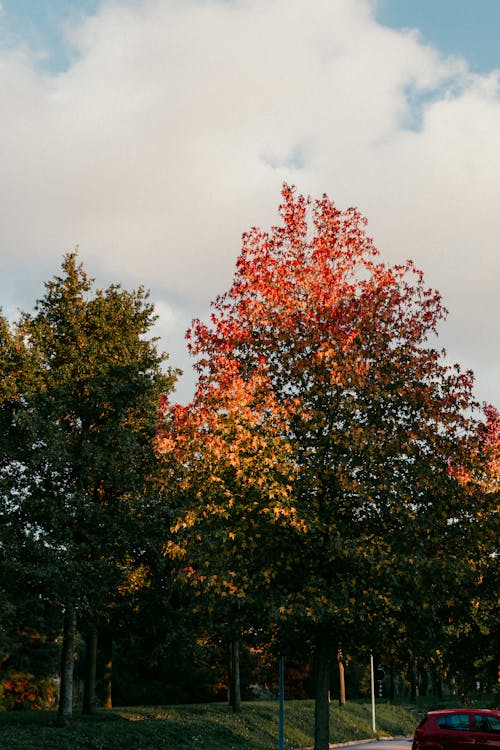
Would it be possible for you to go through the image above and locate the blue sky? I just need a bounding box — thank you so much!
[0,0,499,407]
[0,0,100,71]
[2,0,500,74]
[377,0,500,74]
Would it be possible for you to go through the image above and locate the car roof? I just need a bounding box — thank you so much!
[427,709,500,716]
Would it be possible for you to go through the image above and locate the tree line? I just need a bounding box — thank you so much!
[1,186,498,750]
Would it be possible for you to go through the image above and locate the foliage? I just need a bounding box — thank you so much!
[157,184,494,748]
[440,405,500,700]
[1,191,497,718]
[0,699,419,749]
[0,253,179,714]
[0,672,58,712]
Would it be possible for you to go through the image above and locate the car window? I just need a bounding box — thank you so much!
[473,715,500,733]
[437,714,471,731]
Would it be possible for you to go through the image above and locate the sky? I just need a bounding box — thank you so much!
[0,0,499,408]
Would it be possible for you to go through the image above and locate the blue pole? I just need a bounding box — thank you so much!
[279,655,285,750]
[370,651,376,734]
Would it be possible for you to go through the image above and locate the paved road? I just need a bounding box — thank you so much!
[300,736,414,750]
[331,740,413,750]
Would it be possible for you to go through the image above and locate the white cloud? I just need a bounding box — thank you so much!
[0,0,498,406]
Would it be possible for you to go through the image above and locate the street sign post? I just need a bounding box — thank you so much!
[370,652,376,733]
[278,656,285,750]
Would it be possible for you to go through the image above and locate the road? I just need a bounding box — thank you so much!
[300,736,414,750]
[331,740,413,750]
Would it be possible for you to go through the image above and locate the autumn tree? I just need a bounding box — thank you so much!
[157,370,298,709]
[3,254,178,721]
[158,185,494,749]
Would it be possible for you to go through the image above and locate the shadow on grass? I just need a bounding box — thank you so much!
[0,700,419,750]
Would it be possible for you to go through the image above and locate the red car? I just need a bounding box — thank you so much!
[412,708,500,750]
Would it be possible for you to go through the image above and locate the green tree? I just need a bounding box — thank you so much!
[4,253,178,721]
[159,186,492,749]
[0,313,62,709]
[0,313,27,676]
[441,405,499,702]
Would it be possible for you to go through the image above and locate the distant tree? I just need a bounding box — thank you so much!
[2,254,178,721]
[441,405,499,700]
[158,185,491,749]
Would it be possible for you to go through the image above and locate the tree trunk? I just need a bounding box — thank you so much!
[102,629,113,709]
[82,623,98,715]
[338,649,346,706]
[389,666,395,701]
[57,606,76,726]
[410,661,417,702]
[436,669,443,699]
[314,630,331,750]
[229,637,241,713]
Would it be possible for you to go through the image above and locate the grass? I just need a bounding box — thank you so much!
[0,699,420,750]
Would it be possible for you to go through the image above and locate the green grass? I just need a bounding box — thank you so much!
[0,700,420,750]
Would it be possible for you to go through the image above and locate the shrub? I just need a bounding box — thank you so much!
[0,671,58,710]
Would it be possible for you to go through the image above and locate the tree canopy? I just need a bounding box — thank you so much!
[1,252,178,718]
[1,196,497,735]
[158,185,496,749]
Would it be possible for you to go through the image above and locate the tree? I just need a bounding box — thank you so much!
[159,185,492,749]
[0,313,64,710]
[4,253,178,720]
[157,361,300,709]
[441,405,499,701]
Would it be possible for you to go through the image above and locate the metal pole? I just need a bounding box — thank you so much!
[370,652,376,734]
[279,655,285,750]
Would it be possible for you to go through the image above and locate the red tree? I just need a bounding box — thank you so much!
[158,185,490,749]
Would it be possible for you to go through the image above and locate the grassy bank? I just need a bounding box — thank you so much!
[0,699,419,750]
